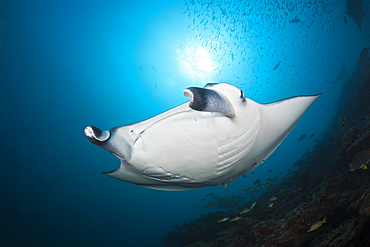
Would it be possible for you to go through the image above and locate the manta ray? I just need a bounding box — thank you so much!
[84,83,320,191]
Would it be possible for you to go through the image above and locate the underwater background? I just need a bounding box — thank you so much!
[1,0,370,246]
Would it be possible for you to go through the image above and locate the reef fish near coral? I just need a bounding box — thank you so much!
[239,208,250,215]
[269,196,277,201]
[217,217,229,223]
[230,216,242,222]
[84,82,320,191]
[349,149,370,171]
[239,201,256,215]
[308,217,326,232]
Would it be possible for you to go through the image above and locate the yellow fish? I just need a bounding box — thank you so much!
[250,202,256,209]
[218,217,229,223]
[239,208,250,215]
[268,202,274,208]
[230,216,242,222]
[269,196,277,201]
[350,149,370,171]
[308,217,326,232]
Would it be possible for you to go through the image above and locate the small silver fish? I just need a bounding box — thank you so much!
[273,61,281,70]
[289,18,300,23]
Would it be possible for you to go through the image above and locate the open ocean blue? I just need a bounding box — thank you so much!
[1,0,370,246]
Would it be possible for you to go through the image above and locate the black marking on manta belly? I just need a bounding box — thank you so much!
[132,131,144,145]
[251,162,257,167]
[133,135,141,145]
[240,89,246,102]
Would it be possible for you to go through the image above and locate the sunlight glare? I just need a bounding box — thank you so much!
[178,41,215,78]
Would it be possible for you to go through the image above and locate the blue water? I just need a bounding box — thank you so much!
[1,0,369,246]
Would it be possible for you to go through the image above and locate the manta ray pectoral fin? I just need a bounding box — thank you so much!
[183,87,235,117]
[258,94,321,152]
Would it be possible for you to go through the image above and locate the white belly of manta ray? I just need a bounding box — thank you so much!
[84,82,320,191]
